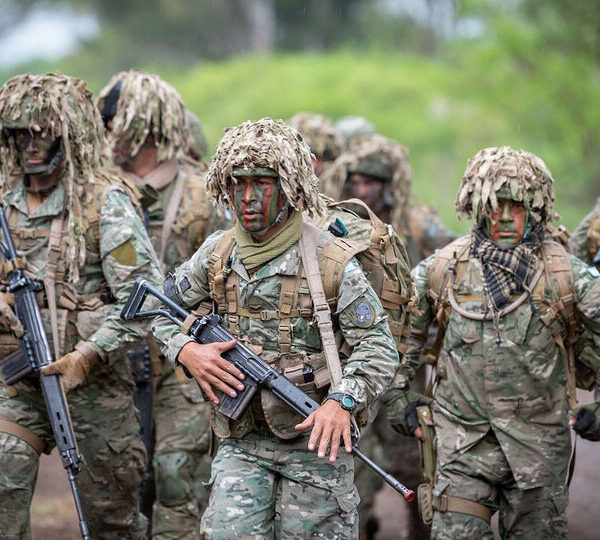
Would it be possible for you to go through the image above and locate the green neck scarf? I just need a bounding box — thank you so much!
[235,210,303,269]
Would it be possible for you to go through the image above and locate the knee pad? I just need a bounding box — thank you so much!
[154,451,192,507]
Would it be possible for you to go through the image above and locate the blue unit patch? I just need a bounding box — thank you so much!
[354,300,374,328]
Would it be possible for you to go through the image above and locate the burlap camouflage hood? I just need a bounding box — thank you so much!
[97,70,189,162]
[288,113,344,161]
[456,146,556,224]
[206,118,326,216]
[321,134,412,218]
[0,72,106,281]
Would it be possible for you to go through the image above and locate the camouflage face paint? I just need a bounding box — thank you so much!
[487,198,528,247]
[13,129,63,175]
[344,173,385,210]
[230,176,284,233]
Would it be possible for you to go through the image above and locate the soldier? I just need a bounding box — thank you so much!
[322,133,456,539]
[289,112,344,178]
[0,73,162,538]
[323,134,456,266]
[388,146,600,539]
[333,115,376,143]
[154,117,402,539]
[186,110,209,162]
[97,70,227,539]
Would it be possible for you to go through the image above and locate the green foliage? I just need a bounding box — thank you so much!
[159,48,600,233]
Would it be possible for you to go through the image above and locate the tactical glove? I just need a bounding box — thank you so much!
[0,292,23,338]
[572,402,600,441]
[386,388,432,437]
[42,343,98,393]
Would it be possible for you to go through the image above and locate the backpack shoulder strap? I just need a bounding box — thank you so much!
[207,229,237,315]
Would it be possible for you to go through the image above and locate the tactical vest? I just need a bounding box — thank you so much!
[426,235,597,409]
[3,172,137,358]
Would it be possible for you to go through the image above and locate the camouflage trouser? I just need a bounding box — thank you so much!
[431,431,568,540]
[0,357,147,540]
[355,404,428,539]
[152,363,212,540]
[200,427,360,540]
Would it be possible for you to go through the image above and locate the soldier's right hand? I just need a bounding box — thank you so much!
[0,292,23,338]
[177,340,245,404]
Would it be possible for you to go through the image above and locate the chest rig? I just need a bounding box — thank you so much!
[206,224,363,439]
[426,235,594,409]
[4,176,121,358]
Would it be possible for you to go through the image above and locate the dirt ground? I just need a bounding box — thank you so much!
[31,391,600,539]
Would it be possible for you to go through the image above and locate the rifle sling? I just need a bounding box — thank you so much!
[43,214,65,360]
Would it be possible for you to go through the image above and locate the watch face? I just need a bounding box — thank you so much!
[342,395,355,409]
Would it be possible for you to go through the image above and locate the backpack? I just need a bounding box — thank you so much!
[313,198,416,355]
[426,235,597,409]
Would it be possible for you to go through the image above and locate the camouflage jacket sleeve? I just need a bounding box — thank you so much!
[572,255,600,388]
[86,186,164,359]
[394,255,435,388]
[329,257,399,411]
[153,230,224,364]
[569,201,599,263]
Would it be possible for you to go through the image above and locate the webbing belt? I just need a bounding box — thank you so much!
[0,419,45,454]
[434,494,492,524]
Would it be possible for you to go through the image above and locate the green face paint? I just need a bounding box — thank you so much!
[13,129,63,175]
[230,175,284,233]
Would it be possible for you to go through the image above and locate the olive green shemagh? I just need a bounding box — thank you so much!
[321,134,412,216]
[206,118,326,217]
[288,112,344,161]
[97,70,190,162]
[0,72,106,281]
[455,146,556,224]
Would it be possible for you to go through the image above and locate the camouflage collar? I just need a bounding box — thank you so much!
[4,174,66,218]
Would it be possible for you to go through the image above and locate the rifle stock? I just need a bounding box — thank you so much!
[121,277,415,502]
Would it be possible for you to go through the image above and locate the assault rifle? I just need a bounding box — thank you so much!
[121,277,415,502]
[0,205,90,540]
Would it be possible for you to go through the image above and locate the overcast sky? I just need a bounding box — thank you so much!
[0,3,99,67]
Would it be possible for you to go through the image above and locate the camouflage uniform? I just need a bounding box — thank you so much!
[392,147,600,539]
[0,73,163,539]
[569,198,600,265]
[154,118,401,539]
[289,112,344,179]
[322,134,456,538]
[98,70,227,539]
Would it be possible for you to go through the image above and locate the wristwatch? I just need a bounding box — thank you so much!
[326,393,356,413]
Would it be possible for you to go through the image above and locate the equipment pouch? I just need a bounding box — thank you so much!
[417,483,434,525]
[417,405,437,484]
[0,342,32,385]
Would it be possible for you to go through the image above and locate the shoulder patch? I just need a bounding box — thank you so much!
[350,298,376,328]
[110,240,136,266]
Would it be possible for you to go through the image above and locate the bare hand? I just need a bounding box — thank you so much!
[177,340,245,404]
[569,414,576,427]
[414,426,425,440]
[294,400,352,463]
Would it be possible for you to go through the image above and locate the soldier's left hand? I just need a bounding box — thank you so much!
[42,350,96,393]
[571,402,600,441]
[294,400,352,463]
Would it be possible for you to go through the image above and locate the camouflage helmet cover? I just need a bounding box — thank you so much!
[97,70,190,162]
[185,110,209,160]
[321,134,412,217]
[0,72,104,182]
[455,146,556,223]
[288,112,344,161]
[206,117,326,216]
[333,115,376,142]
